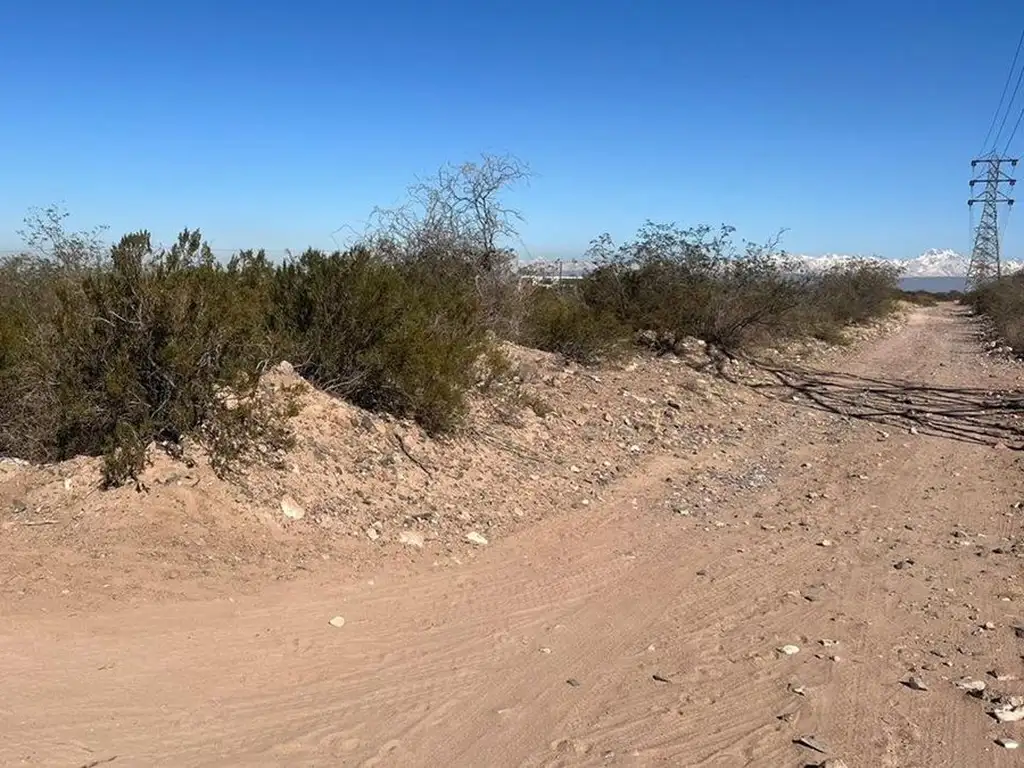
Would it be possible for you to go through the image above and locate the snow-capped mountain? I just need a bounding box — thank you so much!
[519,249,1024,279]
[792,249,1023,277]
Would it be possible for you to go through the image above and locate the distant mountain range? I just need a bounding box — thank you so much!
[792,249,1022,278]
[520,249,1022,278]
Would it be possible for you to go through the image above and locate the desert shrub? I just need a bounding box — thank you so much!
[579,223,810,351]
[804,260,902,326]
[520,284,626,364]
[898,290,939,307]
[0,226,291,487]
[574,224,903,353]
[272,246,487,433]
[968,274,1024,350]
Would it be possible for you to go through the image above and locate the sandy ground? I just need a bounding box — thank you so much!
[4,304,1024,767]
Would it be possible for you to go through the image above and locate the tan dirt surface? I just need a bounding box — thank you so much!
[5,304,1024,767]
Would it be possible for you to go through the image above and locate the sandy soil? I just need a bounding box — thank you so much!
[4,304,1024,767]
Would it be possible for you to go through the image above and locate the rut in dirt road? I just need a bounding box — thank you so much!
[4,304,1024,768]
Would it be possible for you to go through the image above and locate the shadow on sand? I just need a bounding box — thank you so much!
[727,363,1024,449]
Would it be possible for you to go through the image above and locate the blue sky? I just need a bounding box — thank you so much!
[1,0,1023,261]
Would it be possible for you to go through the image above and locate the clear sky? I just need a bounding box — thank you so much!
[2,0,1024,261]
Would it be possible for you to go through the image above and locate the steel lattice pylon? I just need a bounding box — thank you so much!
[967,156,1018,291]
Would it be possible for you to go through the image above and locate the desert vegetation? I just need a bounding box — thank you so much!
[966,273,1024,351]
[0,155,903,486]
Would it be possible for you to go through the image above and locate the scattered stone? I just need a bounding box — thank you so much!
[793,734,830,754]
[328,616,346,628]
[954,678,987,695]
[992,696,1024,722]
[904,676,928,691]
[778,644,801,656]
[280,495,306,520]
[465,531,489,546]
[997,737,1020,750]
[990,669,1017,682]
[802,584,826,602]
[398,530,425,549]
[819,639,839,647]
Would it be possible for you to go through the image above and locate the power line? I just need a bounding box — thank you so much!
[995,64,1024,151]
[983,28,1024,153]
[1004,97,1024,154]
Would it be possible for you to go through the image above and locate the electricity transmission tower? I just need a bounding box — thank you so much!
[967,156,1017,290]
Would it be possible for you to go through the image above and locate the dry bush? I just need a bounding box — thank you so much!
[519,284,627,364]
[969,274,1024,350]
[272,246,488,434]
[802,260,903,327]
[578,223,809,351]
[0,222,291,487]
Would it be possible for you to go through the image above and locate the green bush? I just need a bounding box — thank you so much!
[576,224,902,353]
[968,274,1024,351]
[273,246,488,433]
[0,198,912,490]
[805,260,902,325]
[519,284,626,364]
[580,223,810,351]
[0,228,291,487]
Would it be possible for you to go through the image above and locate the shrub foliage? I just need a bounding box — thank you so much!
[0,184,905,487]
[967,274,1024,351]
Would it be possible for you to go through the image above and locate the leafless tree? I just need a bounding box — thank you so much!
[368,153,531,275]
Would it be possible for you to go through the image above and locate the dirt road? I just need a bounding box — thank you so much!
[5,304,1024,767]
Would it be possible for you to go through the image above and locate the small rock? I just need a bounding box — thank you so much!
[819,639,839,647]
[793,734,830,754]
[652,673,672,683]
[366,528,380,541]
[328,616,346,628]
[399,530,425,549]
[954,678,987,694]
[280,495,306,520]
[990,669,1017,682]
[904,676,928,691]
[818,539,834,548]
[802,584,826,602]
[466,531,489,546]
[816,760,850,768]
[997,737,1020,749]
[566,678,581,687]
[778,644,801,656]
[893,558,915,570]
[984,621,996,630]
[788,683,807,696]
[992,697,1024,722]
